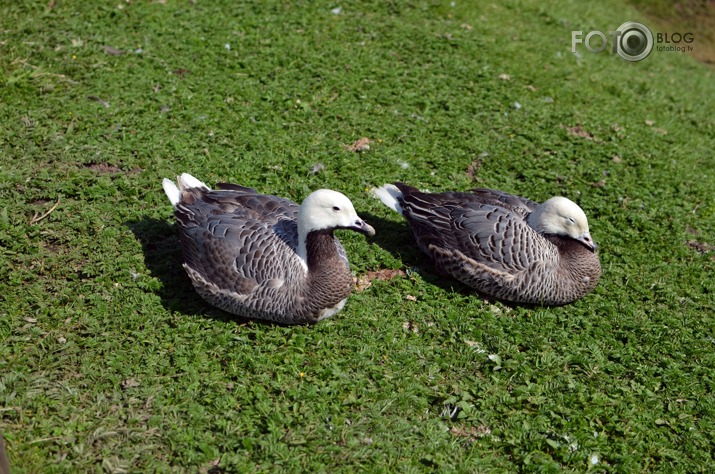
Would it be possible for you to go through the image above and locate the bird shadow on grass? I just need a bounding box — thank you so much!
[359,212,478,297]
[360,213,543,309]
[126,216,275,327]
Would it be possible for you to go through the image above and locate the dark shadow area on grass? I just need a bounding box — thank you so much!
[126,216,277,327]
[361,212,552,309]
[361,212,479,297]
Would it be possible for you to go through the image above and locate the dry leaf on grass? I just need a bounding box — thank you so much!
[686,240,714,253]
[172,68,191,78]
[565,125,594,140]
[466,160,481,179]
[402,321,419,333]
[354,276,372,292]
[450,425,492,441]
[121,378,140,389]
[353,269,406,292]
[344,137,371,152]
[87,162,122,174]
[466,152,489,179]
[103,45,126,55]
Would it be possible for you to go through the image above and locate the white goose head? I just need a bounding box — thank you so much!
[298,189,375,237]
[527,196,596,251]
[295,189,374,272]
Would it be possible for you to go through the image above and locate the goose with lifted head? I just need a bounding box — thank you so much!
[163,173,375,324]
[373,182,601,305]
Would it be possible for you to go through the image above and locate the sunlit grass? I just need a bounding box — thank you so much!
[1,0,714,471]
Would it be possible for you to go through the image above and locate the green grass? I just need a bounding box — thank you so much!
[2,0,715,472]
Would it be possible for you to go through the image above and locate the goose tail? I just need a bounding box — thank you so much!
[372,184,404,215]
[162,173,211,207]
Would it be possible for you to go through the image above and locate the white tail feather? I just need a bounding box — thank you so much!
[372,184,403,214]
[178,173,210,191]
[162,173,211,207]
[162,178,181,207]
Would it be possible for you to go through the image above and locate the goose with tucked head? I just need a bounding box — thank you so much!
[526,196,596,251]
[163,173,374,324]
[373,182,601,305]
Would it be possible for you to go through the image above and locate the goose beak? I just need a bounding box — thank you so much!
[354,219,375,236]
[577,232,597,252]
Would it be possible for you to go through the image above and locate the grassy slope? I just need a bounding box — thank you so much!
[1,0,714,472]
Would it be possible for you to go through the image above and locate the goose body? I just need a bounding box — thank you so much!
[374,182,601,305]
[163,174,374,324]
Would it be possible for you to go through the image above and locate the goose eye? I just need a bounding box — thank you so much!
[332,206,341,211]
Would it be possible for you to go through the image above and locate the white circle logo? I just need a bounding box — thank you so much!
[615,22,654,62]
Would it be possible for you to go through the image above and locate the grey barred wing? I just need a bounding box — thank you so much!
[176,191,302,296]
[466,188,540,218]
[447,203,557,273]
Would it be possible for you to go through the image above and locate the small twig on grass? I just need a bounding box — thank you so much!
[29,197,60,225]
[88,95,110,108]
